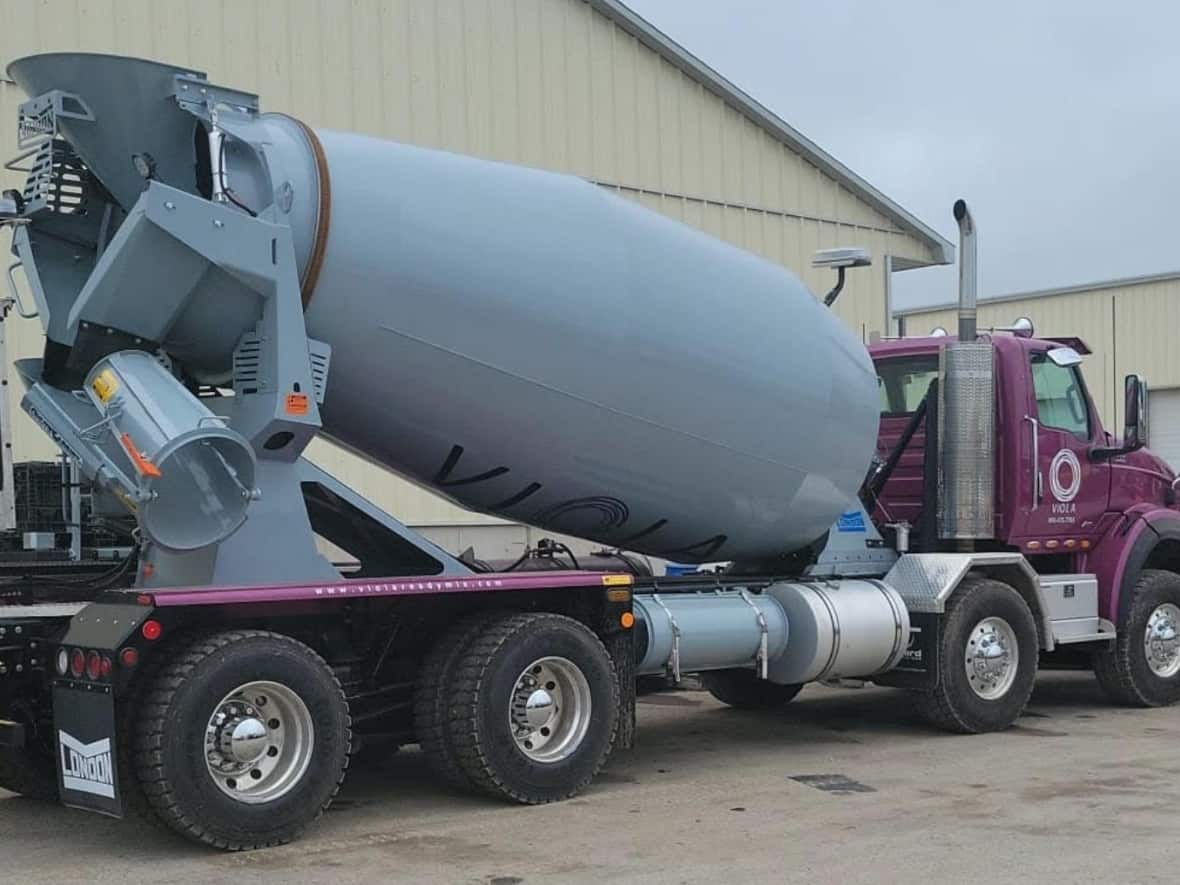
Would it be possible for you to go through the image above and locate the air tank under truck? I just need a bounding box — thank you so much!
[2,53,1179,851]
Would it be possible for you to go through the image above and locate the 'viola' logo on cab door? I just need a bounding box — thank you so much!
[1049,449,1082,503]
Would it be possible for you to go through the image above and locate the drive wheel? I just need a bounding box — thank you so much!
[701,669,803,709]
[446,612,618,804]
[133,630,350,850]
[413,611,500,788]
[915,576,1038,733]
[1094,569,1180,707]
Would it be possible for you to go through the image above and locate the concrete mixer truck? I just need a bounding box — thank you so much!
[1,53,1179,850]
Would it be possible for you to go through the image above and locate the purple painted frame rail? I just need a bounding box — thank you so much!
[143,570,631,607]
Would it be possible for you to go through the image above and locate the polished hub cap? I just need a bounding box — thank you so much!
[228,717,268,761]
[204,680,314,804]
[1144,603,1180,678]
[509,656,592,763]
[964,616,1019,700]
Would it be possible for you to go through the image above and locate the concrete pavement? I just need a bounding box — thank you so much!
[2,673,1177,884]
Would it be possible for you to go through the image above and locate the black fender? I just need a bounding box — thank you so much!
[1113,513,1180,626]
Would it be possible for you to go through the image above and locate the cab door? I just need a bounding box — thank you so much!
[1012,345,1110,544]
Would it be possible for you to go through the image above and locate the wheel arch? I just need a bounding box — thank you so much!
[1143,538,1180,578]
[884,553,1053,651]
[1106,512,1180,626]
[967,562,1052,651]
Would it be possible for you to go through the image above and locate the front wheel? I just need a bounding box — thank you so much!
[132,630,351,850]
[914,576,1039,734]
[445,612,618,804]
[1094,569,1180,707]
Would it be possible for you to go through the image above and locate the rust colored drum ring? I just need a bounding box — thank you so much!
[282,115,331,309]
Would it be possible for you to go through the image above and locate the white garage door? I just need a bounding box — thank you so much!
[1150,388,1180,470]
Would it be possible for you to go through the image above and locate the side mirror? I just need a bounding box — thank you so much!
[1123,373,1148,451]
[813,247,871,308]
[1092,373,1148,462]
[812,247,872,270]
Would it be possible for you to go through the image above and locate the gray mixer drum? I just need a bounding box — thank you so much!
[5,53,880,564]
[299,134,880,563]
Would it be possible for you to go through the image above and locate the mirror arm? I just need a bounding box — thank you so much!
[823,266,847,307]
[1089,440,1145,463]
[1089,446,1117,463]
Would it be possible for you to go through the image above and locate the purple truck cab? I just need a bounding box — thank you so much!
[869,332,1180,629]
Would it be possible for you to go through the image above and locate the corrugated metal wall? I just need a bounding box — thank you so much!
[900,274,1180,431]
[0,0,941,556]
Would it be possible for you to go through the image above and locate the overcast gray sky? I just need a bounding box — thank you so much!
[625,0,1180,310]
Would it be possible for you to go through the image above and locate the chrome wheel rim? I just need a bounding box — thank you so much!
[204,680,314,804]
[964,616,1019,700]
[1144,603,1180,678]
[509,656,592,763]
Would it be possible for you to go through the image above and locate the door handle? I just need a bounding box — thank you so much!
[1023,415,1041,511]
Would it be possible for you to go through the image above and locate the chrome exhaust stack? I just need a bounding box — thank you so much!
[938,199,995,542]
[953,199,977,342]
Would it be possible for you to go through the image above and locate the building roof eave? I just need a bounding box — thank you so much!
[896,269,1180,316]
[590,0,955,266]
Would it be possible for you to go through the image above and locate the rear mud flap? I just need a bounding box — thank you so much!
[873,612,941,690]
[53,684,122,818]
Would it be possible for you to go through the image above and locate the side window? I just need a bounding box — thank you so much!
[1030,353,1090,438]
[876,356,939,415]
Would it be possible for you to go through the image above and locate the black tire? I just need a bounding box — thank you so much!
[700,669,804,709]
[0,747,57,800]
[914,576,1039,734]
[413,611,501,788]
[446,612,618,804]
[118,649,174,826]
[132,630,351,850]
[1094,569,1180,707]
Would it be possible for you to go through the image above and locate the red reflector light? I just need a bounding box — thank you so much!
[69,648,85,678]
[86,651,102,681]
[141,619,162,641]
[100,656,113,678]
[119,647,139,668]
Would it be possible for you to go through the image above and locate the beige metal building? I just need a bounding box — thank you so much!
[899,270,1180,470]
[0,0,951,558]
